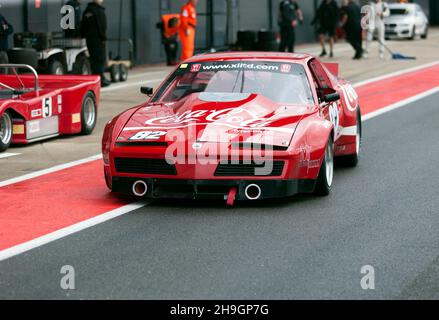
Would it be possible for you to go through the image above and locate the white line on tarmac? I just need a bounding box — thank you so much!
[1,61,439,262]
[0,154,102,188]
[0,201,147,262]
[0,153,20,160]
[362,87,439,121]
[353,60,439,87]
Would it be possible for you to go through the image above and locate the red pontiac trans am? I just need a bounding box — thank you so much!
[102,52,361,205]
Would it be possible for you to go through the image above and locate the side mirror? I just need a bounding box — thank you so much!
[141,86,153,96]
[323,92,340,103]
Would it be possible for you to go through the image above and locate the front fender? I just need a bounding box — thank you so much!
[290,113,333,180]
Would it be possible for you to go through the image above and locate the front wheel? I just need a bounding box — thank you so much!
[48,59,65,75]
[421,27,428,39]
[0,111,13,152]
[81,92,97,135]
[409,26,416,40]
[314,136,334,196]
[73,55,92,75]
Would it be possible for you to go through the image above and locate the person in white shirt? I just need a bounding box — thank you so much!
[364,0,390,59]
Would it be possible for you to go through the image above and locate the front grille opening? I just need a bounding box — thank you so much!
[231,142,289,151]
[115,158,177,175]
[116,141,168,147]
[215,161,285,177]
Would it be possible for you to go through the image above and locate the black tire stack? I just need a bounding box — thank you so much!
[7,48,39,69]
[237,30,257,51]
[256,30,278,52]
[236,30,278,52]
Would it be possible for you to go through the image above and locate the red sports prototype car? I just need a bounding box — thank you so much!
[0,64,100,152]
[102,53,361,204]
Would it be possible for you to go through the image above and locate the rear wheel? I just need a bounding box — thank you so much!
[119,64,128,82]
[0,111,13,152]
[81,92,97,135]
[339,110,362,167]
[314,136,334,196]
[110,64,121,83]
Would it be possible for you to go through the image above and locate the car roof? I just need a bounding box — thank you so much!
[185,52,314,64]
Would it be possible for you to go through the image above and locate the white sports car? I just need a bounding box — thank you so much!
[385,3,429,40]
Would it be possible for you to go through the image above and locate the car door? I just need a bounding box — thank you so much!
[308,58,342,138]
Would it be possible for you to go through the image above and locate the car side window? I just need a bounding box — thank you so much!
[308,59,333,102]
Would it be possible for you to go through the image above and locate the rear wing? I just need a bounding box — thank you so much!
[323,62,339,78]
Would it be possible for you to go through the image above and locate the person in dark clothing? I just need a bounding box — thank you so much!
[156,14,180,66]
[80,0,110,87]
[0,13,13,64]
[341,0,363,60]
[312,0,339,58]
[64,0,82,38]
[278,0,303,53]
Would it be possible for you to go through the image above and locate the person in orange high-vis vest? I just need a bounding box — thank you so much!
[157,14,180,65]
[179,0,198,61]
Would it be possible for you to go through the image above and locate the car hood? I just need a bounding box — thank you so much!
[385,16,414,24]
[117,92,314,148]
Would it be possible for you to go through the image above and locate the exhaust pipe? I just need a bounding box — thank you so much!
[132,180,148,197]
[245,184,262,200]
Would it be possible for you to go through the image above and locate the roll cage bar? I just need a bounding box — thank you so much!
[0,64,39,94]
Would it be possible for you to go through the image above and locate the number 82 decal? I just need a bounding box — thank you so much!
[129,131,167,141]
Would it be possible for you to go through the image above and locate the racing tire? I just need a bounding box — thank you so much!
[48,59,65,75]
[314,136,334,196]
[409,27,416,40]
[119,64,128,82]
[80,91,97,135]
[421,27,428,39]
[338,109,362,167]
[0,110,13,152]
[73,55,92,75]
[110,64,121,83]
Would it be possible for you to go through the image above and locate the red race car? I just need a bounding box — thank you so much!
[102,53,361,204]
[0,64,100,152]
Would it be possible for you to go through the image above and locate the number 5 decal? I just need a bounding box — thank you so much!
[42,97,53,118]
[129,131,167,141]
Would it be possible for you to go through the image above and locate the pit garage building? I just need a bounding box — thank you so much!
[1,0,437,65]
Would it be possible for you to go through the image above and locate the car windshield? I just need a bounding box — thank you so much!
[390,8,413,16]
[152,61,314,105]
